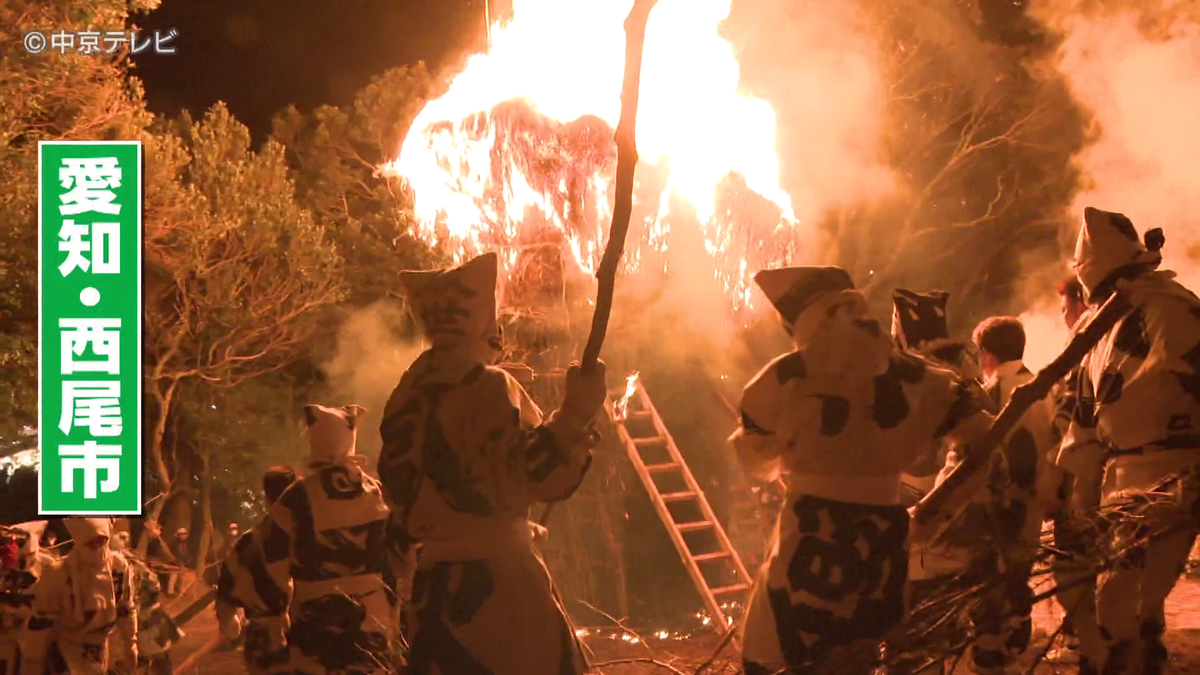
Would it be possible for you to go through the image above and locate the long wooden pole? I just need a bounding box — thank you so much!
[172,636,222,675]
[910,290,1133,538]
[539,0,658,529]
[580,0,659,375]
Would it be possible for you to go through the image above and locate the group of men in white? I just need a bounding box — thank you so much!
[734,205,1200,675]
[3,203,1197,675]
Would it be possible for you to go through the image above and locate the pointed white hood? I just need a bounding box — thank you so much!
[397,251,502,361]
[754,265,870,349]
[12,520,48,557]
[1073,206,1164,302]
[304,404,366,467]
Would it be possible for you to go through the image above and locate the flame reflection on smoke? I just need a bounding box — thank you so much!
[1018,307,1069,372]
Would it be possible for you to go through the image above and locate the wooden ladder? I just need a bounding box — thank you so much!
[607,376,753,631]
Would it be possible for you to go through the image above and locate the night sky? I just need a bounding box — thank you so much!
[130,0,506,142]
[128,0,1034,144]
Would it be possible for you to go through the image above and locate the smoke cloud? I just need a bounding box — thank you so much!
[724,0,895,234]
[616,0,897,380]
[320,300,424,459]
[1018,0,1200,369]
[1055,5,1200,291]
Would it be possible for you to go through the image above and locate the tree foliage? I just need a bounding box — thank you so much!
[143,105,344,391]
[830,0,1087,330]
[271,64,444,309]
[0,0,157,448]
[134,103,346,548]
[0,1,417,548]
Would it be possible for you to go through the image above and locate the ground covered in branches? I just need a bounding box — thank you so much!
[171,578,1200,674]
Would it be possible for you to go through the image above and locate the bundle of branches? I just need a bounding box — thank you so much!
[1040,470,1200,595]
[886,556,1020,671]
[888,469,1200,671]
[118,544,203,580]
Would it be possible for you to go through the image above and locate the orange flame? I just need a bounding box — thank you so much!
[613,371,640,421]
[386,0,801,310]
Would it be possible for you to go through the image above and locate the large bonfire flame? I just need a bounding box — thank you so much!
[386,0,802,311]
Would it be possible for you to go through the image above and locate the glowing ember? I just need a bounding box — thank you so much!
[612,371,641,420]
[387,0,800,311]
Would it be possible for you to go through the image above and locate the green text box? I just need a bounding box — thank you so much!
[39,141,143,515]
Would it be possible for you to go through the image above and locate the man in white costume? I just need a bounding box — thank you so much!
[19,518,137,675]
[377,251,607,675]
[730,265,995,674]
[1055,207,1200,674]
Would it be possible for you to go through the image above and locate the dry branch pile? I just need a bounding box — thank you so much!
[891,471,1200,673]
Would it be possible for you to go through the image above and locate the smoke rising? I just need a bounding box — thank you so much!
[1055,9,1200,291]
[387,0,900,402]
[320,300,424,459]
[618,0,897,377]
[1018,0,1200,369]
[723,0,895,234]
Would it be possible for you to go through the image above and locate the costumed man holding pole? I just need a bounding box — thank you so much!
[886,289,989,673]
[890,288,986,505]
[1,521,54,675]
[253,405,395,675]
[215,465,300,675]
[1054,207,1200,674]
[730,266,996,674]
[377,251,607,675]
[378,0,655,670]
[1046,275,1108,666]
[19,518,138,675]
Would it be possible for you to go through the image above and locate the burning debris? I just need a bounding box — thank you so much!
[612,372,640,421]
[405,101,617,270]
[387,0,806,314]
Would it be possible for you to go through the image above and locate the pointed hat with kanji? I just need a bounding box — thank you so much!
[753,266,866,340]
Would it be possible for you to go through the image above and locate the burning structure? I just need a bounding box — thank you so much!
[386,0,806,313]
[384,0,800,634]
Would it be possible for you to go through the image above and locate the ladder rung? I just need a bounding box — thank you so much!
[692,551,732,563]
[625,410,652,421]
[633,437,665,447]
[660,491,697,503]
[710,583,751,596]
[676,520,714,533]
[644,462,681,473]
